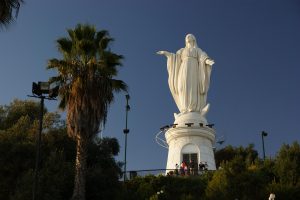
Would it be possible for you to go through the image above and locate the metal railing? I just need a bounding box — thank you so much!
[121,168,212,181]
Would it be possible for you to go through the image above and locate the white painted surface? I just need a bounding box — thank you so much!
[157,34,214,117]
[157,34,216,173]
[165,126,216,171]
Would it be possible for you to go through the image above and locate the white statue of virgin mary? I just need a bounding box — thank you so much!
[157,34,215,119]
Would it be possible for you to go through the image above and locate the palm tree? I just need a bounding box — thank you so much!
[47,24,127,200]
[0,0,23,28]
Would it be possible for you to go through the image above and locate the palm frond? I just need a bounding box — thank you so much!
[81,24,96,40]
[48,76,62,84]
[58,95,67,110]
[73,24,83,40]
[48,59,79,78]
[79,40,95,56]
[99,37,114,50]
[100,51,123,66]
[0,0,23,27]
[57,38,73,55]
[67,29,75,41]
[111,79,128,93]
[96,30,109,44]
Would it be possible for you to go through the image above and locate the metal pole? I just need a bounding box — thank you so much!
[123,94,130,181]
[124,132,128,181]
[33,96,44,200]
[261,131,267,160]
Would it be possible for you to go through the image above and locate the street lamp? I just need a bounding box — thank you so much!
[123,94,130,181]
[29,81,59,200]
[261,131,268,160]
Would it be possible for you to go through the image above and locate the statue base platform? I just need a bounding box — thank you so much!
[165,118,216,173]
[174,112,207,127]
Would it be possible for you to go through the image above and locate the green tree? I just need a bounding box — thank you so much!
[206,156,270,200]
[207,145,272,200]
[0,100,123,199]
[86,138,122,200]
[0,99,62,199]
[0,99,41,130]
[267,142,300,199]
[47,24,127,200]
[0,0,23,28]
[0,100,37,199]
[274,142,300,185]
[214,144,258,168]
[123,175,209,200]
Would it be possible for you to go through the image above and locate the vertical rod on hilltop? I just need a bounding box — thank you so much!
[261,131,268,160]
[123,94,130,181]
[33,96,44,200]
[30,81,59,200]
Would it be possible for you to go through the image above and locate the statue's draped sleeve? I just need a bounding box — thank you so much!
[166,49,183,110]
[198,49,212,94]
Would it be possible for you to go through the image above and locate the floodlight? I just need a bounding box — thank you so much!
[262,131,268,137]
[160,125,170,131]
[206,124,214,128]
[49,85,59,98]
[170,123,178,128]
[123,129,129,134]
[32,82,42,96]
[217,140,225,145]
[32,82,51,96]
[185,123,194,127]
[38,82,50,93]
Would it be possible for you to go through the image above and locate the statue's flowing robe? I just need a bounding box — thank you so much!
[166,47,212,114]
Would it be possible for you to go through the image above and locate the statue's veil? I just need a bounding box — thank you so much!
[185,34,198,48]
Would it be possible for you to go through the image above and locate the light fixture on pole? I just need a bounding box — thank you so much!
[29,81,59,200]
[261,131,268,160]
[123,94,130,181]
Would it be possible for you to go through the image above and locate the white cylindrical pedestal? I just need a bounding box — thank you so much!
[165,125,216,172]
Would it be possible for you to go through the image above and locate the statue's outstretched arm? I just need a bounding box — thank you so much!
[157,51,172,57]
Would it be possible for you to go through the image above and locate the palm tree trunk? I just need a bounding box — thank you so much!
[72,136,88,200]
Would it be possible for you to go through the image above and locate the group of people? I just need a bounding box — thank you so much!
[169,161,208,176]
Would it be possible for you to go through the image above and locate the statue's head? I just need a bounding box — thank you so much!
[185,34,198,47]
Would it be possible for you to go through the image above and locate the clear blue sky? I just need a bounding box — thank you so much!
[1,0,299,171]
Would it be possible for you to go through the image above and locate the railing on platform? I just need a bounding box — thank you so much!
[121,168,212,181]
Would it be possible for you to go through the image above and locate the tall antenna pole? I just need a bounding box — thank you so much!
[123,94,130,181]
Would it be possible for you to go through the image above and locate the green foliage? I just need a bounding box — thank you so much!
[123,175,208,200]
[123,143,300,200]
[86,138,122,200]
[1,100,300,200]
[0,100,122,200]
[12,151,74,200]
[274,142,300,185]
[47,23,127,117]
[0,99,42,130]
[267,181,300,199]
[206,156,270,200]
[0,0,23,28]
[214,144,258,168]
[0,100,40,199]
